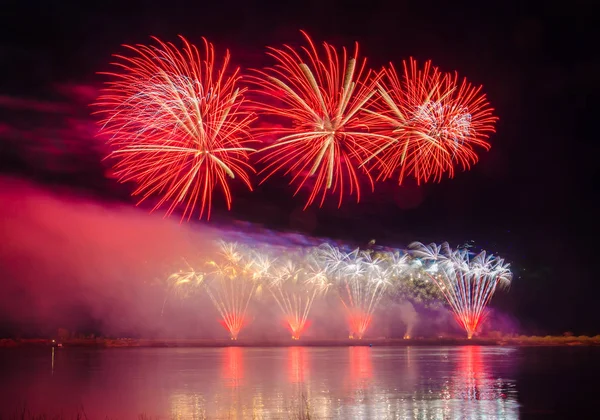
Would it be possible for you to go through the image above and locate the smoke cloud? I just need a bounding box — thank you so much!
[0,176,514,340]
[397,301,418,338]
[0,176,220,337]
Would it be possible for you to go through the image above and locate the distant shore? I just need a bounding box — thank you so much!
[1,335,599,348]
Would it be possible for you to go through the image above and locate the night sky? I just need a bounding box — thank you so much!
[1,0,598,334]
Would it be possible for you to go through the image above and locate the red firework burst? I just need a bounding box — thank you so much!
[365,58,497,184]
[249,32,390,208]
[94,36,255,220]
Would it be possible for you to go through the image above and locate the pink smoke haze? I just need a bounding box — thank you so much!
[0,178,517,339]
[0,177,219,337]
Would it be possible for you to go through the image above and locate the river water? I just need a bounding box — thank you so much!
[0,345,597,419]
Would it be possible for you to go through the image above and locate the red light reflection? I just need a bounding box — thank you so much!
[222,347,244,388]
[454,346,490,400]
[287,347,309,384]
[348,346,373,390]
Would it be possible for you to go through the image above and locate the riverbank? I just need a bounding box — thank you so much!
[1,335,599,348]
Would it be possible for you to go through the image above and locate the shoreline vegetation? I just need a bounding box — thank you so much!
[1,334,599,348]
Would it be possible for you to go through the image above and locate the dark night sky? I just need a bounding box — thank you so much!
[0,0,598,334]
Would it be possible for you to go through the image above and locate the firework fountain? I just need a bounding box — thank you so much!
[409,242,513,339]
[204,241,264,340]
[315,244,408,339]
[159,238,512,340]
[266,252,331,339]
[374,250,440,338]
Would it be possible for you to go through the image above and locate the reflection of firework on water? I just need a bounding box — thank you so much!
[205,242,265,340]
[316,244,405,339]
[94,36,255,220]
[161,259,204,316]
[364,58,497,184]
[348,346,373,390]
[288,346,309,384]
[454,346,487,400]
[447,346,516,405]
[267,253,330,339]
[249,31,391,208]
[410,242,512,339]
[222,346,244,388]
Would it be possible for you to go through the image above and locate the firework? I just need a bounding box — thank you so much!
[373,250,436,338]
[267,254,330,339]
[409,242,512,339]
[364,59,497,184]
[249,31,391,208]
[161,259,204,316]
[315,244,397,339]
[379,251,444,307]
[94,36,255,220]
[204,241,265,339]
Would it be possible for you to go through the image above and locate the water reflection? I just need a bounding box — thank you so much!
[348,346,373,390]
[0,346,520,419]
[454,345,494,400]
[288,346,308,384]
[223,346,245,388]
[216,347,260,420]
[287,347,313,419]
[442,346,518,419]
[341,346,375,419]
[169,393,207,420]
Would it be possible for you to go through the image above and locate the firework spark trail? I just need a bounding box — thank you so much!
[267,254,330,339]
[159,239,511,340]
[204,241,263,339]
[364,58,497,184]
[372,250,438,337]
[409,242,512,339]
[94,36,256,221]
[315,244,401,339]
[378,251,443,308]
[161,258,204,316]
[249,31,393,208]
